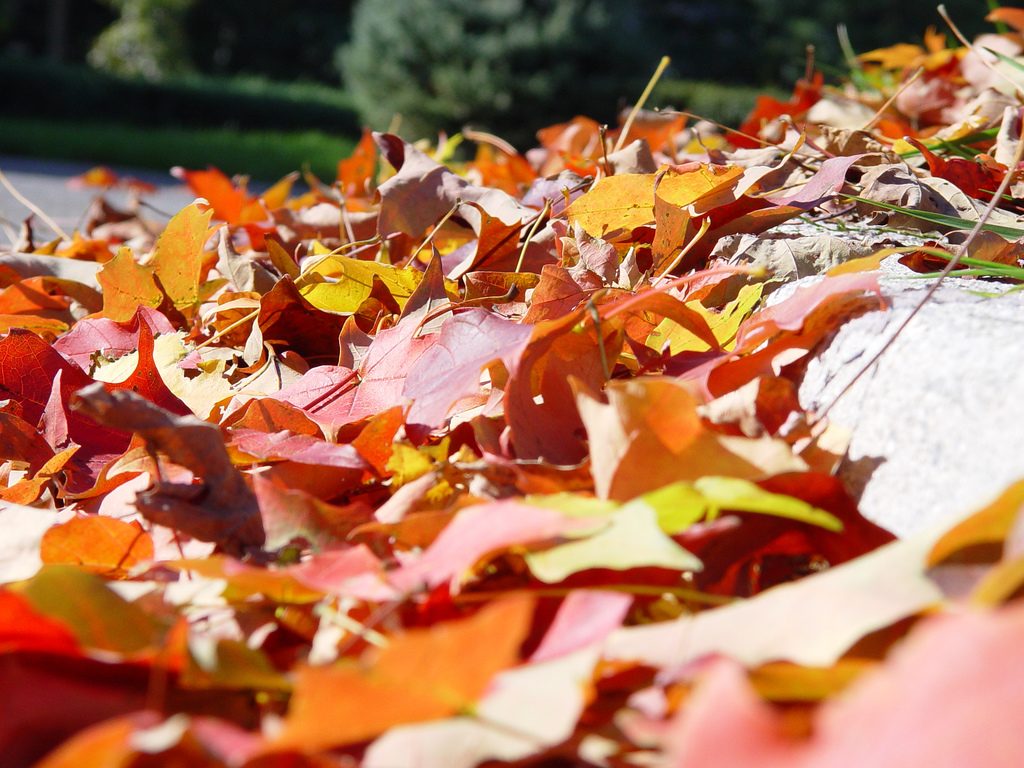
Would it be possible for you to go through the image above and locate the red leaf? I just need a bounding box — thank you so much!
[0,590,79,656]
[905,138,1006,201]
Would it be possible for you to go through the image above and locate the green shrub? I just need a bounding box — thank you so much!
[0,56,360,135]
[338,0,658,148]
[88,0,196,80]
[0,117,352,180]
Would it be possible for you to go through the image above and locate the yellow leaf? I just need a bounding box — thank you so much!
[648,283,763,354]
[386,443,435,486]
[267,238,300,279]
[748,659,874,702]
[971,556,1024,607]
[858,42,926,70]
[828,252,887,276]
[96,246,163,322]
[567,173,657,237]
[656,164,744,213]
[262,171,298,210]
[299,255,423,314]
[150,202,214,311]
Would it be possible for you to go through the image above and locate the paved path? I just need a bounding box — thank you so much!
[0,156,195,241]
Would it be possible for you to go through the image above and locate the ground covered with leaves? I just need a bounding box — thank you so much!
[5,9,1024,768]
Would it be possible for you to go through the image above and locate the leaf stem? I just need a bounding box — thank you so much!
[0,168,71,241]
[513,199,551,273]
[615,55,671,153]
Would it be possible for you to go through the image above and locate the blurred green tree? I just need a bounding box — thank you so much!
[88,0,195,80]
[184,0,355,83]
[338,0,656,147]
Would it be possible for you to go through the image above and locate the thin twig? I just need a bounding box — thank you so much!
[410,199,462,263]
[195,308,260,350]
[615,55,671,153]
[938,4,1024,97]
[860,66,925,131]
[514,199,551,273]
[656,218,712,280]
[462,127,519,156]
[0,169,71,241]
[599,124,613,176]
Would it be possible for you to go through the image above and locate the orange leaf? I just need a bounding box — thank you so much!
[0,590,80,655]
[66,166,119,189]
[261,171,298,210]
[173,166,265,225]
[34,713,157,768]
[987,6,1024,33]
[96,246,163,322]
[351,405,405,475]
[273,596,534,751]
[337,128,378,197]
[577,378,765,501]
[150,202,214,311]
[733,72,823,148]
[0,446,77,505]
[928,480,1024,566]
[41,516,154,576]
[657,164,744,213]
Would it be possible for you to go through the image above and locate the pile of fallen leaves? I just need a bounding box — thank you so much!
[5,8,1024,767]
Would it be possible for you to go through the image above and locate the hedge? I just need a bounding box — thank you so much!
[0,55,361,136]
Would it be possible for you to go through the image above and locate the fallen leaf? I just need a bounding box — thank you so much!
[567,173,657,238]
[149,202,214,312]
[578,377,765,501]
[525,501,703,583]
[603,530,940,669]
[272,596,535,751]
[299,252,424,314]
[389,500,598,593]
[21,565,162,654]
[40,516,154,577]
[667,603,1024,768]
[95,247,163,323]
[71,384,264,555]
[404,308,533,428]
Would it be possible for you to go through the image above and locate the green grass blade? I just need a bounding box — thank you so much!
[844,195,1024,239]
[983,47,1024,77]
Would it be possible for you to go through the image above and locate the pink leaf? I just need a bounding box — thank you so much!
[668,604,1024,768]
[530,590,632,663]
[388,500,598,593]
[404,309,533,428]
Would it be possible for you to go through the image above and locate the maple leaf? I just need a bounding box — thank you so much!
[172,166,266,225]
[272,596,535,751]
[149,202,214,312]
[404,308,533,429]
[94,247,163,323]
[40,516,153,577]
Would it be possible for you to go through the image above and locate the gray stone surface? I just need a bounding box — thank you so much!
[0,155,195,240]
[797,258,1024,536]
